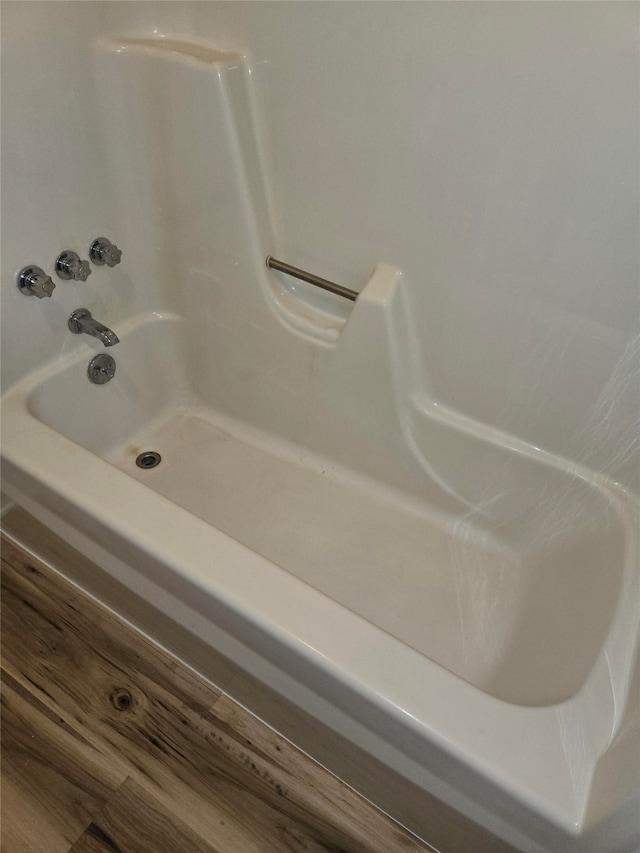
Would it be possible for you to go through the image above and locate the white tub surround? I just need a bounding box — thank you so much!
[3,21,639,853]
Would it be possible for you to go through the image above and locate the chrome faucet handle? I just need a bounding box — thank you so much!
[17,265,56,298]
[90,237,122,268]
[55,250,92,282]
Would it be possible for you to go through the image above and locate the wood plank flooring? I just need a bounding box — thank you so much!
[1,523,436,853]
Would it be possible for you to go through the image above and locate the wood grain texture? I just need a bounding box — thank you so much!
[1,670,126,852]
[69,777,222,853]
[1,527,435,853]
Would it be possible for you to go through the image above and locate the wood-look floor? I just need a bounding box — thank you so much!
[1,523,436,853]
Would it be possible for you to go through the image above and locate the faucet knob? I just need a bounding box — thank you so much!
[55,250,92,282]
[17,265,56,298]
[90,237,122,268]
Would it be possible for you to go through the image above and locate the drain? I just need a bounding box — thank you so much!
[135,451,161,469]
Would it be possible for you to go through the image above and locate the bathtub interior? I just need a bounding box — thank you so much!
[25,308,628,709]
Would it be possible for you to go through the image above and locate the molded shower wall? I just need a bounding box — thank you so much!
[2,1,638,497]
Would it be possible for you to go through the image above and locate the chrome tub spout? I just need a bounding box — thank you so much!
[68,308,119,347]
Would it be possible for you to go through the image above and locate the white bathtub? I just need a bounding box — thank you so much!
[2,35,639,853]
[2,297,638,852]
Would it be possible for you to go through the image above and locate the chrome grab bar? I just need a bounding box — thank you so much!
[266,255,358,302]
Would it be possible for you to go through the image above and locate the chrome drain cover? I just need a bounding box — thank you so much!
[135,451,161,469]
[88,353,116,385]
